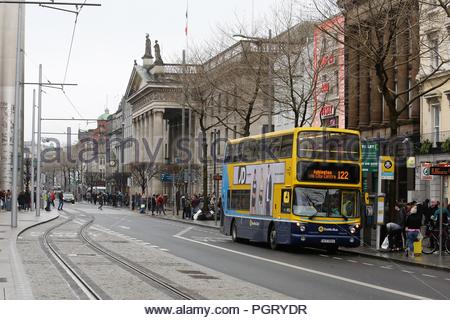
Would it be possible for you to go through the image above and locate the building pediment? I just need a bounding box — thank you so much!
[129,86,182,113]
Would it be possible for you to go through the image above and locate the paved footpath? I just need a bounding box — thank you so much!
[0,209,59,299]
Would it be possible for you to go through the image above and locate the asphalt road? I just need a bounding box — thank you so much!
[65,203,450,300]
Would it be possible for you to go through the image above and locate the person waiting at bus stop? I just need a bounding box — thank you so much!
[404,202,422,258]
[386,202,405,251]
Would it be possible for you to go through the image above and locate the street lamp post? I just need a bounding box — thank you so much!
[11,3,24,227]
[30,89,36,212]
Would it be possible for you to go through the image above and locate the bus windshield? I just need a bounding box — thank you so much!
[298,131,360,161]
[293,187,359,218]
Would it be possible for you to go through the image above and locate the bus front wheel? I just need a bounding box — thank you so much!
[269,224,278,250]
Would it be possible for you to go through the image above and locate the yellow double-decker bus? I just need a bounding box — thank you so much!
[221,127,362,252]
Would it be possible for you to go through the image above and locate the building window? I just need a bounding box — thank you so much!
[217,130,221,155]
[334,70,339,96]
[432,102,441,143]
[430,36,440,69]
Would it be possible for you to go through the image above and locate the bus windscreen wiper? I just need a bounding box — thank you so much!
[339,213,348,221]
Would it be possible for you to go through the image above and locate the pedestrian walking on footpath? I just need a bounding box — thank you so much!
[50,191,56,208]
[156,194,165,215]
[57,192,64,211]
[151,194,156,215]
[98,193,104,210]
[44,192,51,211]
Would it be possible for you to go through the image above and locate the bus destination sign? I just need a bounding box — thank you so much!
[297,161,360,184]
[430,164,450,176]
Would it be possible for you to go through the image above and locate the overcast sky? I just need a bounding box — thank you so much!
[24,0,315,142]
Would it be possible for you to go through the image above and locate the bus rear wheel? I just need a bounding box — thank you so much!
[269,224,278,250]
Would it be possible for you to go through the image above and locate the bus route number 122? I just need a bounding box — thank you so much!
[338,171,349,180]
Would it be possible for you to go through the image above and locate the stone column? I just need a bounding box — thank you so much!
[347,34,359,129]
[383,29,395,125]
[370,29,382,125]
[370,67,382,126]
[139,115,144,162]
[133,118,138,162]
[153,109,164,163]
[152,109,165,194]
[397,18,409,121]
[359,54,370,128]
[143,113,149,162]
[410,5,420,120]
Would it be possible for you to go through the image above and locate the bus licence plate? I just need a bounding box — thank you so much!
[321,239,336,244]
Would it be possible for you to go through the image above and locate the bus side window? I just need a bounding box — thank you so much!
[280,134,293,158]
[281,189,291,214]
[269,137,281,160]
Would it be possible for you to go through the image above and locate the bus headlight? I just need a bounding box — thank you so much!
[350,227,356,234]
[296,222,306,232]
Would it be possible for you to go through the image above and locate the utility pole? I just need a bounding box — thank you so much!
[30,89,36,212]
[11,2,23,228]
[182,50,186,194]
[213,129,218,226]
[36,65,43,217]
[267,28,273,133]
[188,108,192,196]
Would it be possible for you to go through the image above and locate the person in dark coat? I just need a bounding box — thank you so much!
[405,203,422,258]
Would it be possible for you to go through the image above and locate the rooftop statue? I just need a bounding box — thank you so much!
[154,40,164,65]
[143,34,153,59]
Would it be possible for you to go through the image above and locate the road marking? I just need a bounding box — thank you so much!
[174,230,430,300]
[319,254,329,258]
[363,263,374,266]
[401,270,415,274]
[347,260,358,263]
[160,249,169,252]
[445,278,450,281]
[422,274,437,278]
[151,245,159,248]
[119,226,130,230]
[332,257,343,260]
[174,226,194,238]
[381,266,393,270]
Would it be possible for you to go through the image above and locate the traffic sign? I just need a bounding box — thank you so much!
[421,163,433,181]
[430,164,450,176]
[380,156,395,180]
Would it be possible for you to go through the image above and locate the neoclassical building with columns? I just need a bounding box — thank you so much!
[123,40,195,196]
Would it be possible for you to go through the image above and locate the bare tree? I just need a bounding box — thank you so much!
[131,162,162,195]
[315,0,450,219]
[267,4,322,128]
[178,54,226,206]
[85,171,103,194]
[316,0,450,136]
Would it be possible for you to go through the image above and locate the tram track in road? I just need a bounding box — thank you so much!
[77,217,197,300]
[39,212,198,299]
[41,216,104,300]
